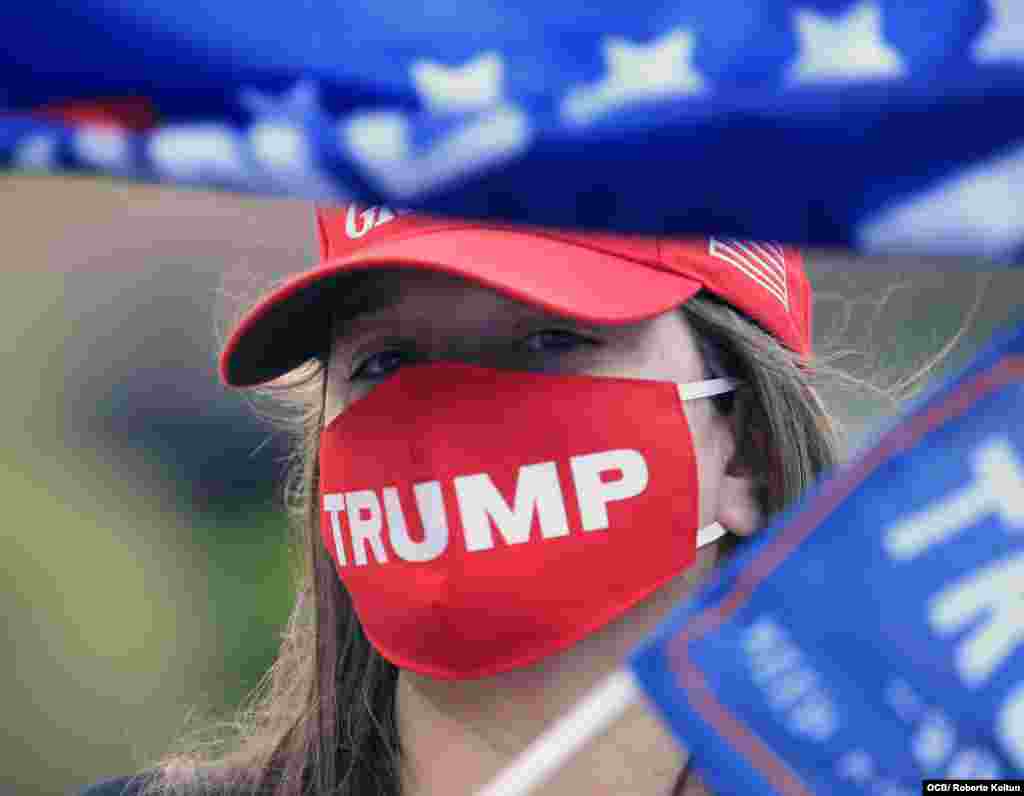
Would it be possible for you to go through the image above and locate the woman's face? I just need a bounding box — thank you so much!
[325,268,762,538]
[325,269,763,792]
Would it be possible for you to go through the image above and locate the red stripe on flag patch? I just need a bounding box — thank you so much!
[708,238,789,309]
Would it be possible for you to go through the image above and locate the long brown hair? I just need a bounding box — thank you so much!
[146,285,844,796]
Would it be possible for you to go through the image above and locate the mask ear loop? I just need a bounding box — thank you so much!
[677,377,738,402]
[677,376,740,550]
[696,521,727,548]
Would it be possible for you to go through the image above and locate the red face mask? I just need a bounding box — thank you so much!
[319,362,735,679]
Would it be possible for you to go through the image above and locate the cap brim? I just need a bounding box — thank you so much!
[220,228,701,387]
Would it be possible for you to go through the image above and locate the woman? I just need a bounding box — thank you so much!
[80,204,839,796]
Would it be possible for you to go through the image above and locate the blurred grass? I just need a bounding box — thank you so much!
[1,352,293,793]
[0,181,302,795]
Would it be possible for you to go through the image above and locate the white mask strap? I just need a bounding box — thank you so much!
[679,378,736,552]
[677,377,738,402]
[696,521,728,548]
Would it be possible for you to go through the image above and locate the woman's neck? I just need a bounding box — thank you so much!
[395,550,721,795]
[397,669,691,795]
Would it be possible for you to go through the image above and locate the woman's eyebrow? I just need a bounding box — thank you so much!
[330,294,404,340]
[329,275,402,325]
[334,299,610,348]
[332,315,406,351]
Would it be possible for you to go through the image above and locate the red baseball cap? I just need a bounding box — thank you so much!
[220,203,811,387]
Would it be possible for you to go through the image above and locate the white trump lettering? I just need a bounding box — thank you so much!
[929,551,1024,687]
[382,483,449,563]
[998,681,1024,771]
[323,493,348,566]
[322,449,651,566]
[881,434,1024,770]
[346,490,389,566]
[885,436,1024,561]
[884,436,1024,689]
[570,449,649,531]
[454,461,570,552]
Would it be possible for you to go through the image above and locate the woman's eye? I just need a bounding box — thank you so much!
[524,329,594,354]
[351,349,412,381]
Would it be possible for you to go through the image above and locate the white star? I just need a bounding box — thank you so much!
[857,141,1024,260]
[240,80,323,119]
[237,81,341,197]
[73,128,130,171]
[240,83,321,175]
[343,51,527,199]
[974,0,1024,63]
[148,124,245,183]
[562,29,704,125]
[249,123,312,174]
[13,133,58,171]
[789,1,905,82]
[344,111,411,168]
[411,51,506,114]
[342,105,531,199]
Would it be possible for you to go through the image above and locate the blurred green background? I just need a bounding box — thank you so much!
[2,175,1022,795]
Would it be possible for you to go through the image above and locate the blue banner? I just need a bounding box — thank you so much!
[2,1,1023,258]
[630,320,1024,794]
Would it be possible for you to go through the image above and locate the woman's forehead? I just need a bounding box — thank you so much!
[333,268,569,336]
[326,268,703,364]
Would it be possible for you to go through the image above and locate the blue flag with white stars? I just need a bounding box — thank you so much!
[2,0,1023,258]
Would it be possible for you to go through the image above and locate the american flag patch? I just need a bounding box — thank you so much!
[708,238,789,310]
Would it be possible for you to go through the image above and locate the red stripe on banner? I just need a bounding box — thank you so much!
[35,97,158,131]
[674,654,814,796]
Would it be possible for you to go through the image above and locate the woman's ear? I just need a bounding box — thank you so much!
[714,394,769,538]
[715,472,762,537]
